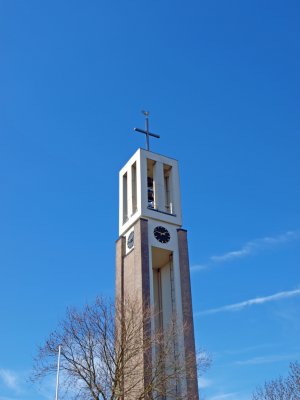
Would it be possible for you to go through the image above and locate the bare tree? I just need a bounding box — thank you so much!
[252,362,300,400]
[32,296,210,399]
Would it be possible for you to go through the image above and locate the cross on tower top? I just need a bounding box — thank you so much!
[134,111,160,151]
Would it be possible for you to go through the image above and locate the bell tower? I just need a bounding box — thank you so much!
[115,120,199,399]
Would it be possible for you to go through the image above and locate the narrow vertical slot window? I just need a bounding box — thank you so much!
[152,247,176,392]
[147,159,156,209]
[122,172,128,223]
[131,162,137,214]
[152,247,174,331]
[164,164,172,213]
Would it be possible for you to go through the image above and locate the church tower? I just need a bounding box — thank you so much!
[116,120,199,399]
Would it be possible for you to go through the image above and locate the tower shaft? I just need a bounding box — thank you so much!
[116,148,199,399]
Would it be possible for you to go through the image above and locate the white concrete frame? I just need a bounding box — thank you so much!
[119,148,182,236]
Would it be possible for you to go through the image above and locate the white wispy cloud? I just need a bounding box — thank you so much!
[197,287,300,316]
[211,231,298,263]
[235,353,300,366]
[0,369,19,392]
[221,342,280,356]
[208,393,240,400]
[0,397,19,400]
[191,230,299,272]
[190,264,208,272]
[198,376,213,389]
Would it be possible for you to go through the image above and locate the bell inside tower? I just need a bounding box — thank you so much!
[147,159,156,209]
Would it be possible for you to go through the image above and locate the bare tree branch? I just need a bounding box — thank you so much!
[32,296,210,399]
[252,361,300,400]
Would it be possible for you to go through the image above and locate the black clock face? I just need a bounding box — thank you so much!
[154,226,171,244]
[127,231,134,249]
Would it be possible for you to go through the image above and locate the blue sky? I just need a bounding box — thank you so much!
[0,1,299,399]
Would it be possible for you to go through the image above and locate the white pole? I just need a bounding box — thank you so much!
[55,344,61,400]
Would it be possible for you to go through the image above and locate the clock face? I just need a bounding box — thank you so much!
[127,231,134,249]
[154,226,171,244]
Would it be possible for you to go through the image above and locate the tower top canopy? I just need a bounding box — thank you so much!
[134,111,160,151]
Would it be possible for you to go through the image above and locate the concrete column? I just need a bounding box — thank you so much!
[115,236,125,304]
[117,219,152,397]
[127,165,133,218]
[177,229,199,400]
